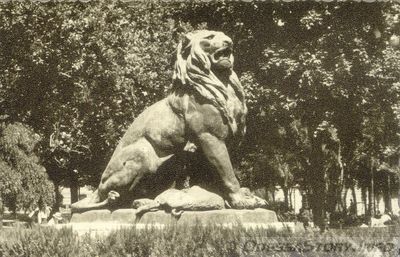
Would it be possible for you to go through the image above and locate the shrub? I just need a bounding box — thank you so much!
[0,224,398,257]
[0,123,55,213]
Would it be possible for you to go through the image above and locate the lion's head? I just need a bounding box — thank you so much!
[172,30,245,133]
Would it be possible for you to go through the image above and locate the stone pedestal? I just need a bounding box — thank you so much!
[71,208,278,225]
[66,208,303,235]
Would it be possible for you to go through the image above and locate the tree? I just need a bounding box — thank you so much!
[0,2,184,204]
[0,2,399,227]
[174,2,399,227]
[0,122,54,215]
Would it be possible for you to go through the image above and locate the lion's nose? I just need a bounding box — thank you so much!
[221,35,233,47]
[222,39,232,48]
[215,33,233,48]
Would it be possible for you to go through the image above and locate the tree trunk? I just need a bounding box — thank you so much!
[9,196,17,219]
[293,188,297,213]
[53,182,63,211]
[372,171,376,215]
[70,172,79,204]
[337,143,345,211]
[368,184,372,216]
[265,186,274,203]
[70,185,79,204]
[351,185,358,215]
[272,188,275,202]
[309,150,327,229]
[0,196,3,229]
[398,187,400,213]
[384,174,392,213]
[368,164,375,217]
[342,187,348,211]
[311,192,326,230]
[310,173,327,230]
[362,186,367,215]
[283,187,289,210]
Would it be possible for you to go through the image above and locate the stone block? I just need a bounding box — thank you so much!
[70,209,112,223]
[70,208,278,226]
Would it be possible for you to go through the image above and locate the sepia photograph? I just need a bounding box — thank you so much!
[0,0,399,256]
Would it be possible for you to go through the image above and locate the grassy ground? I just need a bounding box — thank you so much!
[0,223,399,257]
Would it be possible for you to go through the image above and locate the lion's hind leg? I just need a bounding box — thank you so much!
[72,137,173,213]
[98,138,173,202]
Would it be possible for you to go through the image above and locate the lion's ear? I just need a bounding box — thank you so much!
[171,34,191,66]
[172,36,192,85]
[178,34,192,59]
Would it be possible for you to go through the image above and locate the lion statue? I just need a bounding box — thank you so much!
[71,30,266,213]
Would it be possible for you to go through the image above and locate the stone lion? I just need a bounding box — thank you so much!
[71,30,266,213]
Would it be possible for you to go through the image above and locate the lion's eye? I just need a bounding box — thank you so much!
[204,35,215,40]
[200,41,211,49]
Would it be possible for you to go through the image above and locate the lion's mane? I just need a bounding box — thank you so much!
[172,30,245,134]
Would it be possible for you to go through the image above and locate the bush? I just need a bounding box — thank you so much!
[0,123,55,213]
[0,223,398,257]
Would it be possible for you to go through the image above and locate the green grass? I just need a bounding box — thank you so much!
[0,224,399,257]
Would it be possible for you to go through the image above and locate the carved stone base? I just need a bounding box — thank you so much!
[70,208,278,225]
[65,209,304,235]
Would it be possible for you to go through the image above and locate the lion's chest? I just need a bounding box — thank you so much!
[225,84,246,135]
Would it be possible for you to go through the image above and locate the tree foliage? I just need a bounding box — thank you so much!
[0,2,399,223]
[0,123,54,212]
[0,2,183,192]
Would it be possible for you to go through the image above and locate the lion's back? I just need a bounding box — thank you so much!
[116,98,186,153]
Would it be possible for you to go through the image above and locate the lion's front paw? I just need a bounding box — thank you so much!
[228,188,267,209]
[107,191,120,204]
